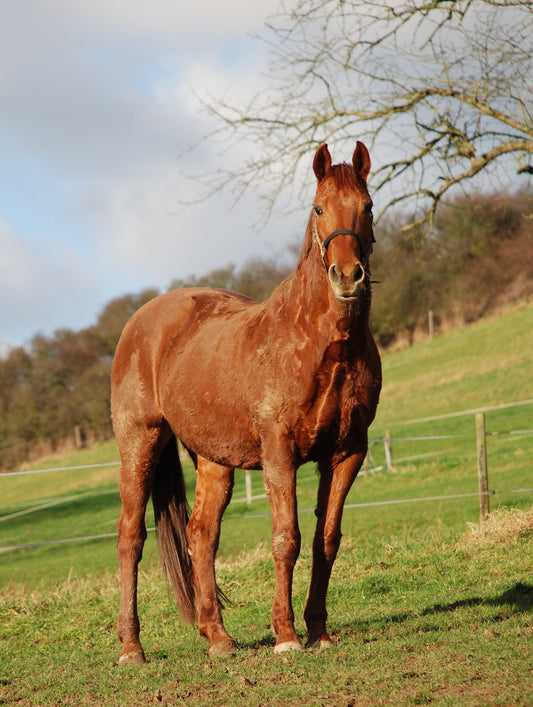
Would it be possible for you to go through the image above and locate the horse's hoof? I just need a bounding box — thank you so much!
[273,640,304,654]
[305,637,334,650]
[208,638,238,658]
[118,650,146,666]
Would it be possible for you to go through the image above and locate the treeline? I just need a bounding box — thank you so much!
[1,190,531,470]
[371,189,533,346]
[0,290,159,470]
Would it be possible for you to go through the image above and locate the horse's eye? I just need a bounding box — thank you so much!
[364,201,373,214]
[314,205,323,216]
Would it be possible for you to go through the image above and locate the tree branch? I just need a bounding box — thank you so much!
[188,0,533,232]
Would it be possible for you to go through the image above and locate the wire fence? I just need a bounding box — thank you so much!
[366,398,533,475]
[1,399,532,554]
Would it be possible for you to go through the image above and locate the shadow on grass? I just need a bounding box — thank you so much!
[422,582,533,615]
[304,582,533,644]
[146,584,533,656]
[237,633,276,651]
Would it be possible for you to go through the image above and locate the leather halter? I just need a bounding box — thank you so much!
[321,228,370,264]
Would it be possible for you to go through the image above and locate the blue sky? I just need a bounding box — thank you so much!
[1,0,300,349]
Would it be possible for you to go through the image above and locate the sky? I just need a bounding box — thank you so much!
[0,0,303,349]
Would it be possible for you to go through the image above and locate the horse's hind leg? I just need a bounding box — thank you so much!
[116,425,168,665]
[187,456,236,657]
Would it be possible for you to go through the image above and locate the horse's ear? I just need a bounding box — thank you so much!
[313,144,332,182]
[353,141,371,181]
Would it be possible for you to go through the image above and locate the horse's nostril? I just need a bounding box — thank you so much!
[329,264,342,285]
[354,264,364,282]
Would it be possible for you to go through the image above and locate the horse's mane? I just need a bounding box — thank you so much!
[329,162,359,190]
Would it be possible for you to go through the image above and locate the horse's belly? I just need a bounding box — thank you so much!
[164,394,262,470]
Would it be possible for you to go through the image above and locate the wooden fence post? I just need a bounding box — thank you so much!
[74,425,85,450]
[384,430,396,472]
[475,412,490,519]
[245,470,253,505]
[428,310,434,339]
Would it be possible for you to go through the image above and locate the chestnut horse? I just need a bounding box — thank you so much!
[112,142,382,665]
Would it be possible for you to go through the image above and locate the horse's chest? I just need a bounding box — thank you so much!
[294,363,366,459]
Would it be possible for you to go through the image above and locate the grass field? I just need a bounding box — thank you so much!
[1,302,532,705]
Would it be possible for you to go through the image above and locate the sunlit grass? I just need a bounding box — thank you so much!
[1,509,531,706]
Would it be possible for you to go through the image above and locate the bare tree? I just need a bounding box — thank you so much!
[197,0,533,230]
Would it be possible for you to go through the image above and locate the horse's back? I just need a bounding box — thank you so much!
[114,286,255,361]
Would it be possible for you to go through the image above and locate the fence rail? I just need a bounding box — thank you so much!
[385,397,533,426]
[9,487,533,555]
[1,461,121,478]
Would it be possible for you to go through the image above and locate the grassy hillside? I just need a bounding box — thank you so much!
[0,303,532,705]
[374,302,533,423]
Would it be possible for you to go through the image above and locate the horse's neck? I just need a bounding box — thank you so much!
[272,226,370,349]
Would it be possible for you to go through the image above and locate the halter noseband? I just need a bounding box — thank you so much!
[321,228,370,263]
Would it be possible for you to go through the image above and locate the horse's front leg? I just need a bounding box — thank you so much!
[187,457,236,657]
[304,450,365,648]
[263,448,303,653]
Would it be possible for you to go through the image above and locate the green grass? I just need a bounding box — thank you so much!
[1,302,532,705]
[1,513,531,706]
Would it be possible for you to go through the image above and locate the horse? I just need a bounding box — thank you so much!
[111,141,382,665]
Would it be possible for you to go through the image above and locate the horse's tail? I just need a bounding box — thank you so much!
[152,437,196,625]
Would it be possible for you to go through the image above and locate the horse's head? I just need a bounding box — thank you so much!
[312,142,375,303]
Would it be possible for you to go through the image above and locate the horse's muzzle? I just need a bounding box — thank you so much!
[328,262,366,301]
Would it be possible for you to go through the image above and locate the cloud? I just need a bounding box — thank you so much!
[0,0,305,347]
[50,0,278,37]
[0,218,101,346]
